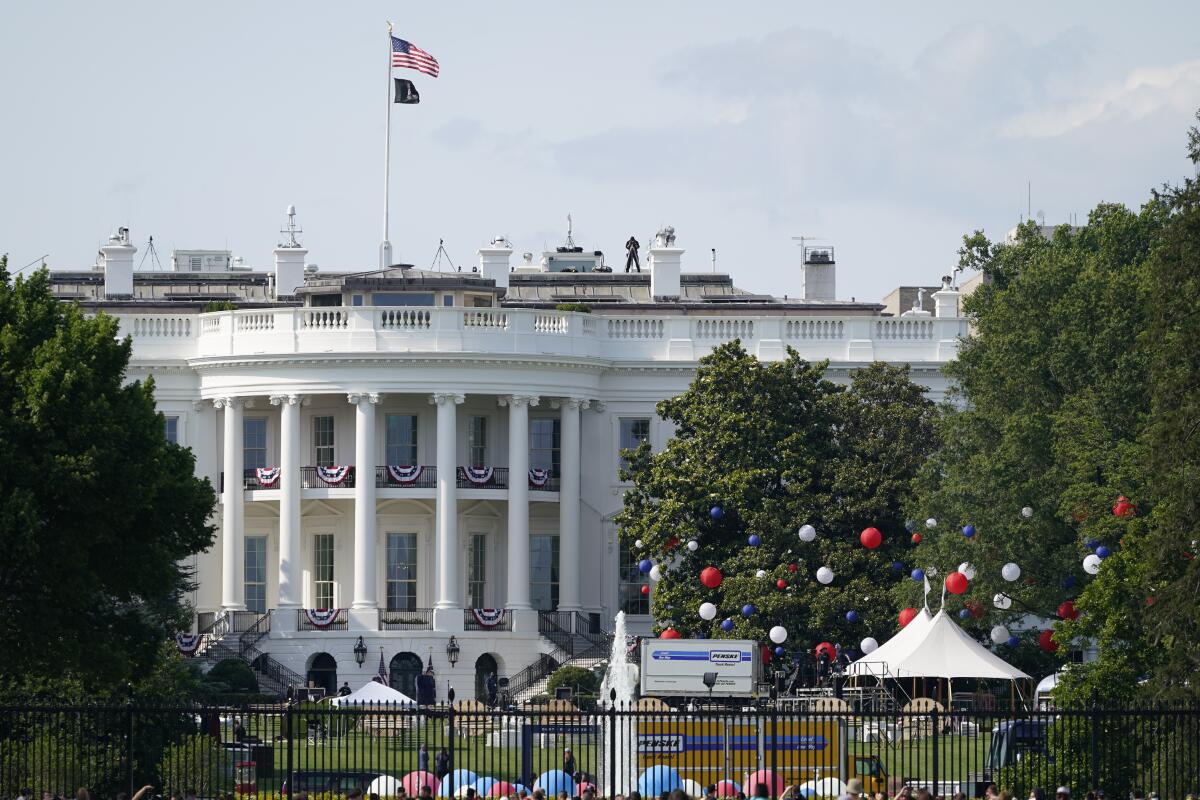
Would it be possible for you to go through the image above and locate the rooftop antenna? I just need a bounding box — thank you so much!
[280,205,303,248]
[15,254,50,275]
[137,236,163,271]
[430,239,459,272]
[565,213,576,249]
[711,248,716,274]
[791,235,822,261]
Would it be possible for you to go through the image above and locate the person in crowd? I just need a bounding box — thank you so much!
[846,779,863,799]
[74,789,90,800]
[372,792,383,800]
[1055,790,1070,800]
[667,790,688,800]
[486,671,499,706]
[184,790,197,800]
[418,787,433,800]
[532,791,545,800]
[1028,790,1045,800]
[999,792,1013,800]
[627,792,640,800]
[347,790,364,800]
[435,747,450,778]
[338,681,352,697]
[581,789,596,800]
[417,666,437,706]
[984,786,999,800]
[562,747,576,778]
[17,789,34,800]
[233,718,246,742]
[1130,791,1145,800]
[557,791,569,800]
[465,790,476,800]
[734,792,746,800]
[952,793,967,800]
[754,785,770,799]
[705,787,718,800]
[913,789,932,800]
[418,743,429,773]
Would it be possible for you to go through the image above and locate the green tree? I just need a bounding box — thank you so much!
[616,343,937,659]
[0,263,216,686]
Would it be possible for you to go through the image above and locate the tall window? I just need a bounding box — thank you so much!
[164,416,179,445]
[529,418,560,475]
[618,418,651,472]
[244,418,267,470]
[618,539,650,614]
[386,533,417,611]
[530,534,559,611]
[468,534,487,608]
[313,416,335,467]
[313,533,335,609]
[468,416,488,467]
[386,414,419,465]
[244,536,267,613]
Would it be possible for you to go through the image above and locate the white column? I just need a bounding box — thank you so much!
[349,393,381,628]
[502,394,538,631]
[556,398,585,613]
[217,397,246,611]
[271,394,303,626]
[431,392,465,632]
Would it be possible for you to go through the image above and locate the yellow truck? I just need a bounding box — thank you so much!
[636,717,887,794]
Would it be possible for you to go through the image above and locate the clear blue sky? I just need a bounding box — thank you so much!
[2,1,1198,301]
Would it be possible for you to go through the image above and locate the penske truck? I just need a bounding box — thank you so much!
[639,639,762,698]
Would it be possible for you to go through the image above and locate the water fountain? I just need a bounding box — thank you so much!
[598,611,640,798]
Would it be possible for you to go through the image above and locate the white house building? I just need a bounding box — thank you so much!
[49,219,966,703]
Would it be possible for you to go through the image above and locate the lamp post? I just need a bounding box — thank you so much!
[446,635,460,667]
[353,636,368,667]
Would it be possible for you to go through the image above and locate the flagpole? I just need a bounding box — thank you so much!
[380,21,394,268]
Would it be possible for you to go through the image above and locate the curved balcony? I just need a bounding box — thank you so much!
[231,466,559,496]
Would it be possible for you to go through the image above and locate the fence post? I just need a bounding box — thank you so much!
[286,699,294,797]
[931,709,940,796]
[124,685,135,795]
[447,688,457,800]
[1089,690,1100,792]
[608,691,617,797]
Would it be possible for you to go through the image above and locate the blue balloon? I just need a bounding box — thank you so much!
[637,766,681,798]
[1061,575,1077,589]
[440,771,479,798]
[695,631,706,639]
[638,559,653,574]
[891,561,905,572]
[474,778,497,796]
[535,771,576,797]
[911,568,926,581]
[748,534,762,546]
[1085,538,1099,551]
[721,618,734,632]
[1096,545,1112,559]
[710,506,724,520]
[845,610,859,623]
[904,519,917,533]
[962,524,976,538]
[958,609,971,619]
[1006,636,1020,647]
[774,646,785,656]
[742,604,755,617]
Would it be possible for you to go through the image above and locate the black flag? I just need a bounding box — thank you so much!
[394,78,420,104]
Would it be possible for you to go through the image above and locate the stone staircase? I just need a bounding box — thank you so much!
[508,612,614,704]
[193,611,305,698]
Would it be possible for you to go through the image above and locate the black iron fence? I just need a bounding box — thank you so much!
[2,703,1198,800]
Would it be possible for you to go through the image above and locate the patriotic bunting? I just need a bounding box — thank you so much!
[255,467,281,487]
[388,465,423,484]
[175,633,202,656]
[528,468,550,487]
[461,466,494,485]
[305,608,342,629]
[316,465,351,485]
[471,608,506,627]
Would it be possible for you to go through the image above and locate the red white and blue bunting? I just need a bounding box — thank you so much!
[175,633,202,656]
[316,465,351,485]
[255,467,281,488]
[471,608,506,627]
[528,468,550,487]
[305,608,342,629]
[388,465,423,485]
[461,466,494,485]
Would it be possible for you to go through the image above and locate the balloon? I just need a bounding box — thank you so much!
[860,527,882,549]
[698,602,717,621]
[659,628,681,639]
[1096,545,1112,559]
[860,637,879,654]
[945,571,969,595]
[1002,563,1021,582]
[755,569,767,579]
[926,518,937,529]
[537,771,577,797]
[911,568,925,581]
[927,566,938,578]
[700,566,723,589]
[649,564,663,581]
[799,524,817,542]
[899,607,918,628]
[774,646,785,657]
[993,593,1013,610]
[958,562,977,580]
[638,559,653,573]
[741,604,755,617]
[640,585,650,596]
[905,520,917,533]
[891,561,905,572]
[748,534,762,546]
[721,618,735,632]
[1038,630,1057,653]
[714,781,741,797]
[1085,538,1099,551]
[680,780,703,800]
[743,771,784,799]
[687,540,699,552]
[959,609,971,619]
[845,610,859,623]
[666,537,679,549]
[1006,636,1020,647]
[788,563,798,573]
[990,625,1010,645]
[911,533,922,544]
[965,599,985,618]
[816,566,834,585]
[814,642,836,662]
[1112,496,1136,517]
[1021,506,1034,519]
[769,625,788,644]
[962,524,977,538]
[1083,554,1102,575]
[637,767,680,799]
[776,579,787,590]
[634,539,644,549]
[440,771,479,798]
[710,506,724,520]
[1062,575,1077,589]
[1057,600,1079,621]
[474,779,497,797]
[402,772,440,797]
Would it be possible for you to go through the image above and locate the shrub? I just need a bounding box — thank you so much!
[157,734,223,797]
[205,659,258,694]
[554,303,591,313]
[202,300,237,312]
[546,665,599,698]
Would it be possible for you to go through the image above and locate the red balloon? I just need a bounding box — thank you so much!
[860,527,883,549]
[788,563,798,573]
[659,627,681,639]
[640,585,650,595]
[667,536,680,549]
[899,607,919,628]
[700,566,723,589]
[911,533,922,544]
[945,571,969,595]
[1057,600,1079,621]
[1038,630,1057,653]
[776,579,787,590]
[1113,496,1136,517]
[964,599,985,619]
[814,641,836,661]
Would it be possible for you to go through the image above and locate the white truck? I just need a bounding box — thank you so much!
[639,638,762,698]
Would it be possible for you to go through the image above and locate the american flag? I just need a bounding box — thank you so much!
[392,36,439,78]
[374,650,388,684]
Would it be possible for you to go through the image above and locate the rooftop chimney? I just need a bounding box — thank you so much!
[100,227,136,298]
[274,206,308,298]
[478,235,513,289]
[800,245,836,301]
[649,226,682,299]
[932,275,960,318]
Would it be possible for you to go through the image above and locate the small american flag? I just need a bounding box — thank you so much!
[374,650,388,684]
[392,36,439,78]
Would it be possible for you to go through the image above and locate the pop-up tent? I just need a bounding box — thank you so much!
[847,609,1030,681]
[329,680,417,706]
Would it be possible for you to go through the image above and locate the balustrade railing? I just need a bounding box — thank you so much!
[297,608,348,631]
[376,465,438,489]
[464,609,513,631]
[457,466,510,489]
[300,466,357,489]
[379,608,434,630]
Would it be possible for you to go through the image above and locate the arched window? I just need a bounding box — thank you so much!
[474,653,499,704]
[390,651,424,699]
[306,652,337,698]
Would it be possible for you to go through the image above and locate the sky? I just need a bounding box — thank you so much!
[2,1,1199,302]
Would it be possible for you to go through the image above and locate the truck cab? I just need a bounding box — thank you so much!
[852,755,888,794]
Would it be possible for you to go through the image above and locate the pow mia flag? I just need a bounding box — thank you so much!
[394,78,420,104]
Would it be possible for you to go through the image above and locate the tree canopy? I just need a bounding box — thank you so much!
[0,262,216,686]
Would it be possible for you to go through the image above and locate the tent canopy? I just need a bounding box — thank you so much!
[329,680,417,706]
[847,609,1030,681]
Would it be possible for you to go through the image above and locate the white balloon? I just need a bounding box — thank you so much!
[687,539,699,552]
[958,562,977,581]
[925,518,937,529]
[799,524,817,542]
[860,637,879,655]
[990,625,1010,645]
[755,569,768,579]
[634,539,644,549]
[1083,553,1102,575]
[1021,506,1034,519]
[649,565,663,581]
[1002,562,1022,582]
[698,602,717,621]
[926,566,938,578]
[993,593,1013,610]
[769,625,788,644]
[816,566,835,585]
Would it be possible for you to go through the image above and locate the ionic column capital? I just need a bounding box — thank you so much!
[191,400,206,413]
[498,394,540,408]
[347,392,382,405]
[429,392,465,406]
[212,397,243,410]
[270,393,305,407]
[550,397,590,411]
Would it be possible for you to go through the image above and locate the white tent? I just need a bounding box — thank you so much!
[329,680,417,706]
[847,609,1030,681]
